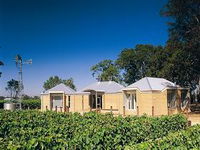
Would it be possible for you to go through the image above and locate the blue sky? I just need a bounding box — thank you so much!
[0,0,169,96]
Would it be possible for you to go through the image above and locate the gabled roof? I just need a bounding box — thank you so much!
[43,83,75,94]
[81,81,124,93]
[124,77,179,92]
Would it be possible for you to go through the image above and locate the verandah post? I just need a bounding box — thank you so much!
[152,106,154,116]
[66,106,69,113]
[55,106,57,112]
[168,106,170,116]
[110,106,113,114]
[137,106,139,116]
[123,106,125,117]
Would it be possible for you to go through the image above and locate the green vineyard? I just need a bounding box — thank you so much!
[0,110,199,149]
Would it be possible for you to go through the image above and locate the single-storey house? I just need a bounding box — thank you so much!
[41,77,190,116]
[123,77,190,116]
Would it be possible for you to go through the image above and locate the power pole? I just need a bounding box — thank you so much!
[15,55,32,109]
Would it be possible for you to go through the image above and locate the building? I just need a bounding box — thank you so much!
[41,77,190,116]
[41,81,125,114]
[123,77,190,116]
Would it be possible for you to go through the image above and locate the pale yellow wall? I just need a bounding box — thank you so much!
[137,91,153,116]
[152,90,168,116]
[70,94,90,113]
[41,94,50,111]
[104,93,124,114]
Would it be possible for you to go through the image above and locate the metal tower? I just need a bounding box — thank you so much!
[15,55,32,109]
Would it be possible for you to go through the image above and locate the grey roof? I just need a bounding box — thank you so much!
[81,81,125,93]
[124,77,178,91]
[43,83,75,94]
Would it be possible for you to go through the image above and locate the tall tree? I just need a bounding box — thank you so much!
[90,59,122,83]
[43,76,76,90]
[116,44,165,84]
[63,77,76,91]
[0,61,4,77]
[5,79,20,98]
[161,0,200,90]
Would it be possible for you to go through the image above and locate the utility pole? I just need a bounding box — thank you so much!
[15,55,32,109]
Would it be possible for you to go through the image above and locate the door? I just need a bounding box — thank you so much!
[53,96,63,108]
[97,95,102,108]
[89,95,102,109]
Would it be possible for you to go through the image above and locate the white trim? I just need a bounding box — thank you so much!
[49,91,65,93]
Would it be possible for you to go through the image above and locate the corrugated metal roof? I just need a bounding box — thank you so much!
[81,81,125,93]
[43,83,75,94]
[124,77,178,91]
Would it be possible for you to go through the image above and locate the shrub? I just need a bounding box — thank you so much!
[21,99,41,109]
[125,125,200,150]
[0,99,40,109]
[0,100,7,109]
[0,110,188,150]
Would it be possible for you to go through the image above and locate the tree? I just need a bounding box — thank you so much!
[43,76,62,90]
[43,76,76,90]
[90,59,122,83]
[116,44,165,85]
[5,79,20,98]
[161,0,200,90]
[63,78,76,91]
[0,61,3,77]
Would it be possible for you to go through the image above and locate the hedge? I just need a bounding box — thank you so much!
[21,99,41,109]
[0,99,40,109]
[125,125,200,150]
[0,110,188,150]
[0,100,7,109]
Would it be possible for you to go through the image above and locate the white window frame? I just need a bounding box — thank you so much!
[127,93,136,110]
[167,90,177,108]
[53,96,63,108]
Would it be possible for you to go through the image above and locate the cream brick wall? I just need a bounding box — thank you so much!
[104,93,123,113]
[70,95,90,113]
[137,91,153,116]
[152,91,168,116]
[41,94,50,111]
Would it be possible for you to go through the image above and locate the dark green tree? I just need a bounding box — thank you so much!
[5,79,20,98]
[90,59,122,83]
[43,76,76,90]
[0,61,4,77]
[161,0,200,89]
[63,77,76,91]
[116,44,165,84]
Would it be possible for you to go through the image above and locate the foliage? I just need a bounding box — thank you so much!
[90,59,122,83]
[43,76,76,90]
[5,79,20,98]
[22,94,40,100]
[0,111,187,150]
[161,0,200,90]
[21,99,41,109]
[62,77,76,91]
[0,61,3,77]
[116,45,165,84]
[0,99,41,109]
[125,125,200,150]
[0,100,7,109]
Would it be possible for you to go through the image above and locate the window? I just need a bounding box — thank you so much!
[131,94,136,110]
[181,90,188,107]
[68,96,71,108]
[167,90,176,108]
[127,94,136,110]
[53,96,62,108]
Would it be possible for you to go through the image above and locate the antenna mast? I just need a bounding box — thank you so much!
[15,55,32,109]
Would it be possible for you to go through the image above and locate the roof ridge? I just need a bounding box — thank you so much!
[145,77,152,90]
